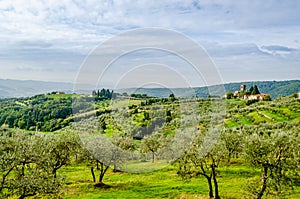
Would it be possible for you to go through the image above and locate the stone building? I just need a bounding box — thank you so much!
[243,94,269,100]
[240,84,246,92]
[233,84,246,98]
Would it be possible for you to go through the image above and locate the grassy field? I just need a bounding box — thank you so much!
[224,97,300,128]
[58,161,300,199]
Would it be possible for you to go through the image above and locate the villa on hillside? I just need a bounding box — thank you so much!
[56,91,65,94]
[243,94,269,100]
[233,84,270,101]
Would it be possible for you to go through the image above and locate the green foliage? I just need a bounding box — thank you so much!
[221,128,244,163]
[252,85,260,95]
[130,93,148,98]
[141,132,169,163]
[177,129,226,199]
[0,128,79,198]
[82,135,128,183]
[243,130,300,198]
[263,94,272,101]
[225,96,300,127]
[92,88,115,101]
[226,92,234,99]
[249,86,254,94]
[168,93,176,102]
[291,93,299,98]
[0,94,74,131]
[246,99,259,106]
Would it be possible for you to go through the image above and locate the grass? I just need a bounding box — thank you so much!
[236,115,253,125]
[260,110,286,122]
[224,97,300,127]
[61,168,202,199]
[57,160,300,199]
[225,119,239,128]
[281,108,300,120]
[61,165,209,199]
[248,112,271,123]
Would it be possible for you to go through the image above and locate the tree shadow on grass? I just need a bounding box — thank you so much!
[94,182,113,188]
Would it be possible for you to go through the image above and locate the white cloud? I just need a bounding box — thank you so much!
[0,0,299,84]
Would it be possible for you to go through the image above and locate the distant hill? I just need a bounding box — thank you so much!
[0,79,94,99]
[0,79,75,98]
[118,80,300,99]
[0,79,299,99]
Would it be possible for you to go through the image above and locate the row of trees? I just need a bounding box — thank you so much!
[177,123,300,199]
[1,122,299,199]
[0,128,79,198]
[92,89,115,101]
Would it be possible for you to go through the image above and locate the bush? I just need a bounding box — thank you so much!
[246,99,259,106]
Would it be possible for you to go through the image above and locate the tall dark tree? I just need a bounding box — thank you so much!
[252,85,260,95]
[249,86,254,94]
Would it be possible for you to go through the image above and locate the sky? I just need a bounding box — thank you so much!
[0,0,300,88]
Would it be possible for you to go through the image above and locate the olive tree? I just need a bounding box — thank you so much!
[177,129,226,199]
[243,131,300,199]
[0,129,62,199]
[221,128,244,163]
[111,133,136,171]
[81,135,126,185]
[40,131,80,179]
[140,132,165,163]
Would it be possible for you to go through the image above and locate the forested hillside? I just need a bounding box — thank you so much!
[1,87,299,133]
[0,94,73,131]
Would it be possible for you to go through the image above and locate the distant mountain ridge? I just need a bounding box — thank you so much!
[0,79,299,99]
[118,80,300,99]
[0,79,74,98]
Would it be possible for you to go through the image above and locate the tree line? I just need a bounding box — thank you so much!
[92,88,116,101]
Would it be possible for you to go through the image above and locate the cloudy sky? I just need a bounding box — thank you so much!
[0,0,300,87]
